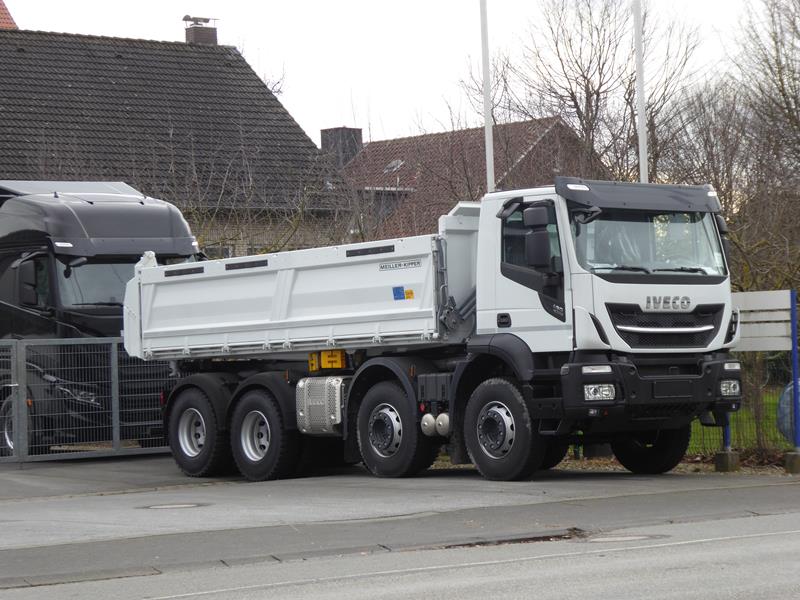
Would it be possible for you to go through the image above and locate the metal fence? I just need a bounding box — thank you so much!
[0,338,172,463]
[689,351,794,456]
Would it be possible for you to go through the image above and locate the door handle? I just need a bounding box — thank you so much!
[497,313,511,328]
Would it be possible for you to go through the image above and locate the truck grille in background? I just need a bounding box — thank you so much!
[606,303,724,348]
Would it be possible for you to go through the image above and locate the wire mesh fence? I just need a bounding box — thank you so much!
[689,351,795,456]
[0,338,173,462]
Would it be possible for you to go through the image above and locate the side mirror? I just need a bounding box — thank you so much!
[20,284,37,306]
[19,260,36,287]
[715,214,729,235]
[525,230,552,270]
[523,206,549,228]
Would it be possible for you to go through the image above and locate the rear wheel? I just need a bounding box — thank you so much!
[230,389,300,481]
[611,425,691,474]
[464,378,546,481]
[168,387,231,477]
[357,381,439,477]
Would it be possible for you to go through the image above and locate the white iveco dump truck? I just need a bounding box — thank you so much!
[124,177,743,481]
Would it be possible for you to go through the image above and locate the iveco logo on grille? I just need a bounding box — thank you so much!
[645,296,691,311]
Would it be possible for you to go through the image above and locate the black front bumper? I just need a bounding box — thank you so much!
[559,353,741,426]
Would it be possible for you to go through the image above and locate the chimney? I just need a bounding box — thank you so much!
[321,127,363,169]
[183,15,217,45]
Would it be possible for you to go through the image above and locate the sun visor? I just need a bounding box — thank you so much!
[554,177,721,213]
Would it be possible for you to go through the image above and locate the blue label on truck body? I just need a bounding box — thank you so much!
[392,286,405,300]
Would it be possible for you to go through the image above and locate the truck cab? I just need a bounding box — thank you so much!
[471,177,740,442]
[0,181,198,339]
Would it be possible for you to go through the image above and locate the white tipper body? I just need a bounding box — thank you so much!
[123,204,480,360]
[123,188,738,361]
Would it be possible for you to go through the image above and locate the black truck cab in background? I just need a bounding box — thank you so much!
[0,181,198,339]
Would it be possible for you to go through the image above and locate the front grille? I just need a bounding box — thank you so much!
[607,303,724,349]
[629,403,702,420]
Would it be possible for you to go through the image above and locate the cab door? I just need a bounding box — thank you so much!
[493,199,573,353]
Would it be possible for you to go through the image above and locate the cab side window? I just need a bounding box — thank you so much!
[33,258,51,308]
[500,200,565,319]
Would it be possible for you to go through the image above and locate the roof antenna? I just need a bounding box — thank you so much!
[53,191,59,199]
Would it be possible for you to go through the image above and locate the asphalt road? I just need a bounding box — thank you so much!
[0,455,798,598]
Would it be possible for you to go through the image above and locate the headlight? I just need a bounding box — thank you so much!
[582,365,612,374]
[584,384,616,401]
[56,384,99,406]
[719,380,741,397]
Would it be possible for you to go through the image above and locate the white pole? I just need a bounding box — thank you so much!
[632,0,648,183]
[480,0,495,193]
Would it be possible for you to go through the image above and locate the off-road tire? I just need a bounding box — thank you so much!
[168,387,231,477]
[611,425,691,474]
[230,388,300,481]
[464,377,546,481]
[357,381,439,478]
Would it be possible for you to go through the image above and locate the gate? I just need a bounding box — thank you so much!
[0,338,173,462]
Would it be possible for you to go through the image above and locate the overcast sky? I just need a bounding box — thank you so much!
[6,0,749,145]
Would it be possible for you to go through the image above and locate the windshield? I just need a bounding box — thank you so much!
[56,260,136,308]
[570,208,727,276]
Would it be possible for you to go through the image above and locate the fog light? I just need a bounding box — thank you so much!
[720,379,741,397]
[582,365,612,374]
[723,362,741,371]
[584,384,615,401]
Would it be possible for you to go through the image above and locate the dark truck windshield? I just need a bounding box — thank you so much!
[56,260,135,307]
[570,208,727,276]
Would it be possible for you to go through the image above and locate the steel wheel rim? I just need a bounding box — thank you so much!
[477,400,515,459]
[177,408,206,458]
[368,403,403,458]
[241,410,271,462]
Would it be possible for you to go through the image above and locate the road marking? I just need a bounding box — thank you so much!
[147,528,800,599]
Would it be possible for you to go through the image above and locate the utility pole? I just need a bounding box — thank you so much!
[632,0,648,183]
[480,0,495,192]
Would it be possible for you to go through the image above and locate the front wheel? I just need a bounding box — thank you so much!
[357,381,439,478]
[464,378,546,481]
[168,387,231,477]
[230,389,300,481]
[611,425,691,474]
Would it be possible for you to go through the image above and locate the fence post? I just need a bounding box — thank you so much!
[111,342,120,452]
[723,420,731,453]
[786,289,800,473]
[15,341,28,461]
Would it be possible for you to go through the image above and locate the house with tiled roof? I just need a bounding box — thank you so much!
[327,118,607,238]
[0,21,348,255]
[0,0,15,30]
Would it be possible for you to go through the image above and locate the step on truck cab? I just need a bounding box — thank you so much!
[0,181,199,454]
[124,177,742,481]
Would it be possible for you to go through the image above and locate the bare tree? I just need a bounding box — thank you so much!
[462,0,698,182]
[741,0,800,165]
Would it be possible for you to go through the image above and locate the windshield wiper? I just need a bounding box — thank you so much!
[592,265,651,274]
[72,302,123,307]
[653,267,708,274]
